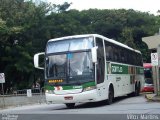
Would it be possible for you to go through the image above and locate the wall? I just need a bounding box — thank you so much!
[0,94,46,109]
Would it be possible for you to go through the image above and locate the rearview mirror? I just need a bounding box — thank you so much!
[91,46,98,63]
[34,52,45,70]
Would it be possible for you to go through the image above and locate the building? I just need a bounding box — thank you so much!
[142,33,160,95]
[142,35,160,52]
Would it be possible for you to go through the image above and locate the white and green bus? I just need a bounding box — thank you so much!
[34,34,144,108]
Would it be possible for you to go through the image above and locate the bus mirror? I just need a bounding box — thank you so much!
[91,46,98,63]
[34,52,45,70]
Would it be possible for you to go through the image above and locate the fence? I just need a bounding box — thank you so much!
[15,88,42,95]
[0,87,46,109]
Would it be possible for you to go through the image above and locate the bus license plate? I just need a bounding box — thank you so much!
[64,96,73,100]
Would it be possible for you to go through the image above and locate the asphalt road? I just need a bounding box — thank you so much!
[0,95,160,120]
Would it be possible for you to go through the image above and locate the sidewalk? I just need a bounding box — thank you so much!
[145,93,160,102]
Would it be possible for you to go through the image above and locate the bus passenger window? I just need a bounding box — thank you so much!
[105,42,112,60]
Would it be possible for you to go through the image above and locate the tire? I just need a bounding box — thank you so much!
[106,87,114,105]
[137,83,141,96]
[65,103,75,109]
[134,83,141,96]
[131,83,140,96]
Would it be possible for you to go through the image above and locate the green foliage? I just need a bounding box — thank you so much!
[0,0,159,92]
[121,27,136,48]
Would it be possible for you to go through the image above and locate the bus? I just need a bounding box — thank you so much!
[34,34,144,108]
[143,63,152,80]
[142,63,154,93]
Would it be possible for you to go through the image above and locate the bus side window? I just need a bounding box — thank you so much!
[132,52,136,65]
[126,50,130,64]
[137,54,143,66]
[105,41,112,61]
[113,45,120,62]
[113,46,117,62]
[96,38,105,84]
[117,47,121,63]
[121,49,125,63]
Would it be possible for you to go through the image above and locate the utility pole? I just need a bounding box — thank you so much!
[151,52,158,95]
[0,73,5,108]
[152,66,157,94]
[157,44,160,96]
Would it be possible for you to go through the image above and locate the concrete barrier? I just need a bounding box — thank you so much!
[0,94,46,109]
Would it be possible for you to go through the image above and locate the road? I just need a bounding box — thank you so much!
[0,95,160,120]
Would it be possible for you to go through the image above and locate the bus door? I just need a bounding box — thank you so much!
[95,38,106,98]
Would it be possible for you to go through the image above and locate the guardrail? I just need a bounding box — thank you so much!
[16,88,41,95]
[0,87,46,109]
[1,88,45,96]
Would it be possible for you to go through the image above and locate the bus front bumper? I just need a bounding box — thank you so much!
[45,89,98,104]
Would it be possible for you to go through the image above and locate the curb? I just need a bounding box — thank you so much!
[145,94,160,102]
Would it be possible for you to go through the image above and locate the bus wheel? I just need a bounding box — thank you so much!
[134,83,140,96]
[106,87,114,105]
[65,103,75,109]
[137,83,141,96]
[128,83,140,97]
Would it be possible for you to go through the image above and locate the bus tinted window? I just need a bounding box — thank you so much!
[105,42,113,61]
[96,38,105,84]
[104,40,142,66]
[46,37,93,53]
[144,68,152,79]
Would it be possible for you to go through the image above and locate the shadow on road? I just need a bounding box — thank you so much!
[54,95,141,110]
[73,96,129,109]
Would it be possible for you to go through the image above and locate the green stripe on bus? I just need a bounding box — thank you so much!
[110,63,144,74]
[63,86,80,90]
[111,63,128,74]
[136,67,144,74]
[45,85,54,90]
[45,81,95,90]
[82,81,96,88]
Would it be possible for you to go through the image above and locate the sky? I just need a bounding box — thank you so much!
[47,0,160,15]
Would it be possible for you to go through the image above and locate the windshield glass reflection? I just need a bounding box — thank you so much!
[46,51,94,85]
[46,37,93,53]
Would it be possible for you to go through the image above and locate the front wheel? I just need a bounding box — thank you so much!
[65,103,75,109]
[106,88,114,105]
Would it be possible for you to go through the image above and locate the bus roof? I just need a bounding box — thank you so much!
[143,63,152,68]
[48,34,141,54]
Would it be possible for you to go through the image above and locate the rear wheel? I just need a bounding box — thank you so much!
[106,87,114,105]
[137,83,141,96]
[128,83,140,97]
[65,103,75,109]
[135,83,140,96]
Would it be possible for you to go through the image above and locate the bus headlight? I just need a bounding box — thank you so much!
[45,90,54,94]
[83,86,96,92]
[45,90,49,93]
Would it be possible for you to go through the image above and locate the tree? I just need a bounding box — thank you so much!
[121,27,136,48]
[56,2,71,13]
[0,0,53,92]
[0,0,159,92]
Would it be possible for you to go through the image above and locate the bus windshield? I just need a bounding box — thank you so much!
[45,37,94,85]
[143,63,152,79]
[46,52,94,85]
[143,63,153,84]
[144,68,152,79]
[46,37,93,53]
